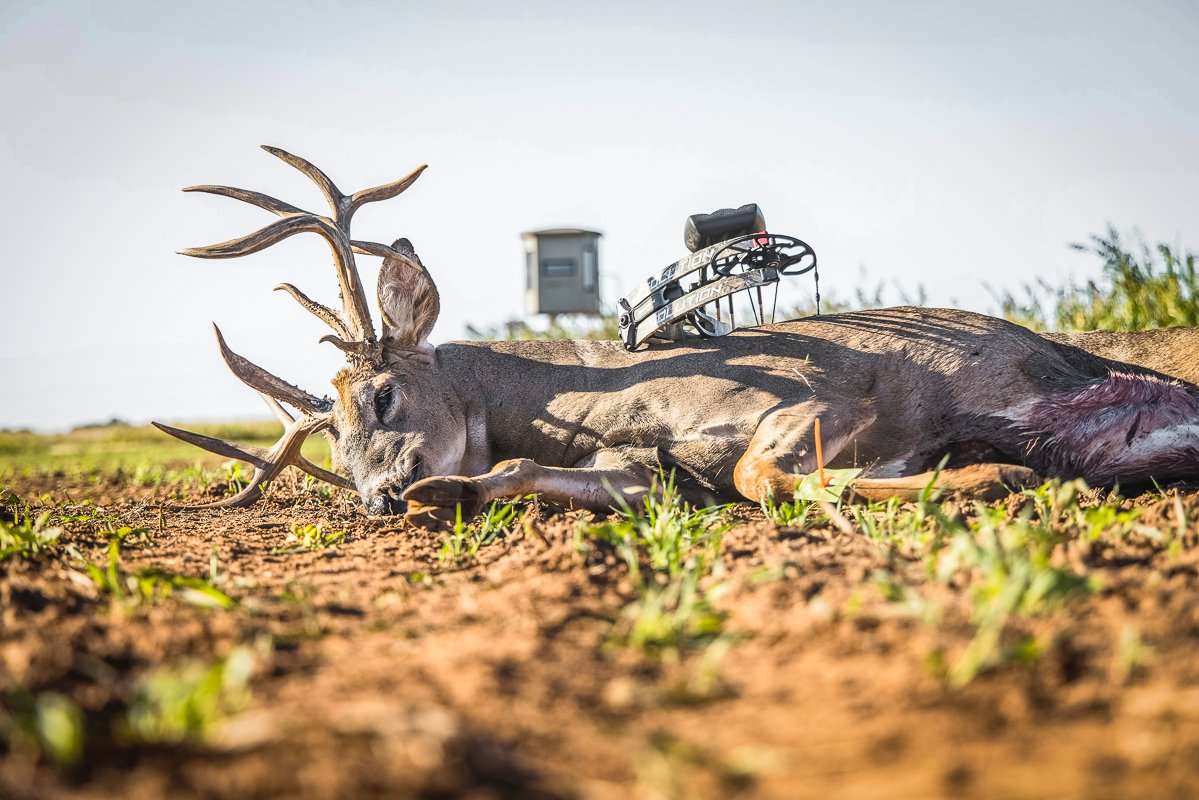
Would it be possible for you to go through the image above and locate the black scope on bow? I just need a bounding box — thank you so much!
[684,203,766,253]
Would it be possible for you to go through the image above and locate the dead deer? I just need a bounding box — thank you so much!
[159,147,1199,527]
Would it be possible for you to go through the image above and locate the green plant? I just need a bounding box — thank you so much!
[1018,479,1157,543]
[1114,625,1155,684]
[761,467,863,529]
[996,227,1197,331]
[121,646,257,744]
[935,503,1096,686]
[107,525,155,547]
[0,691,84,766]
[856,477,1105,686]
[587,473,727,582]
[760,491,814,528]
[851,464,957,557]
[85,533,234,609]
[437,498,522,564]
[616,569,726,654]
[53,499,97,525]
[853,496,910,545]
[275,523,347,553]
[871,569,935,621]
[635,730,779,798]
[0,511,63,561]
[221,460,251,497]
[1079,504,1142,541]
[299,471,341,500]
[583,473,731,653]
[1165,492,1190,560]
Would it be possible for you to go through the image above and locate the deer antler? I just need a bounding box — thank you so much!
[153,413,344,509]
[152,326,350,508]
[180,145,428,356]
[210,324,331,414]
[161,146,428,505]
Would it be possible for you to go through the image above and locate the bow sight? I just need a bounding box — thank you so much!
[617,204,818,351]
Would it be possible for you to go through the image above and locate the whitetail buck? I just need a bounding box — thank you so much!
[158,147,1199,527]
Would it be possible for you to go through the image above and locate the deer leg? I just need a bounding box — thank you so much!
[402,449,657,529]
[734,401,1042,503]
[733,399,877,502]
[850,463,1042,502]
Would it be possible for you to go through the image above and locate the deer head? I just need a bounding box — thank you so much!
[158,146,461,514]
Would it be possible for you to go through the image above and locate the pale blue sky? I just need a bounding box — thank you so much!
[3,1,1196,429]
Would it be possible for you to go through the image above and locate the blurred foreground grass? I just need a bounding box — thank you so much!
[0,421,331,478]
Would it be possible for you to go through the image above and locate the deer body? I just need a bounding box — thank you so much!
[161,148,1199,527]
[1046,328,1199,386]
[436,309,1029,477]
[390,307,1199,524]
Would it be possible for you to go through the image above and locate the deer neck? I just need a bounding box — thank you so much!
[458,390,493,475]
[436,340,610,467]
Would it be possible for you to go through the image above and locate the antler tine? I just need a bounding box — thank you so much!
[256,393,354,489]
[273,283,351,340]
[293,456,354,490]
[182,185,306,217]
[260,145,346,217]
[152,421,273,470]
[347,164,427,219]
[212,323,331,414]
[255,394,354,489]
[258,392,294,425]
[156,415,355,497]
[254,144,377,343]
[318,334,379,360]
[210,343,352,490]
[180,214,374,342]
[351,240,403,259]
[178,212,346,261]
[162,414,332,509]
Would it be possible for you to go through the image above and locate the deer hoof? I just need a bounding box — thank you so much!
[401,476,484,528]
[404,502,460,531]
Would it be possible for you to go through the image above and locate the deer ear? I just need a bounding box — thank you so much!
[377,238,440,356]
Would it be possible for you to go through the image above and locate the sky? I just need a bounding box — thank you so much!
[2,1,1197,430]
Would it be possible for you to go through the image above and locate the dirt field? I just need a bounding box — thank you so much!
[3,466,1199,800]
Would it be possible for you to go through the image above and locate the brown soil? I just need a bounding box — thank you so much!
[3,473,1199,800]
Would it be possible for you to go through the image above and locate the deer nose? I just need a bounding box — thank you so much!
[365,492,406,516]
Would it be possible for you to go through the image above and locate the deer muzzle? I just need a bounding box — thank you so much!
[362,456,424,516]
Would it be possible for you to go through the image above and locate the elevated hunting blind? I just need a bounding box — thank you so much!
[522,228,602,316]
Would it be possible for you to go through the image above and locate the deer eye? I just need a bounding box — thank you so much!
[373,385,395,420]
